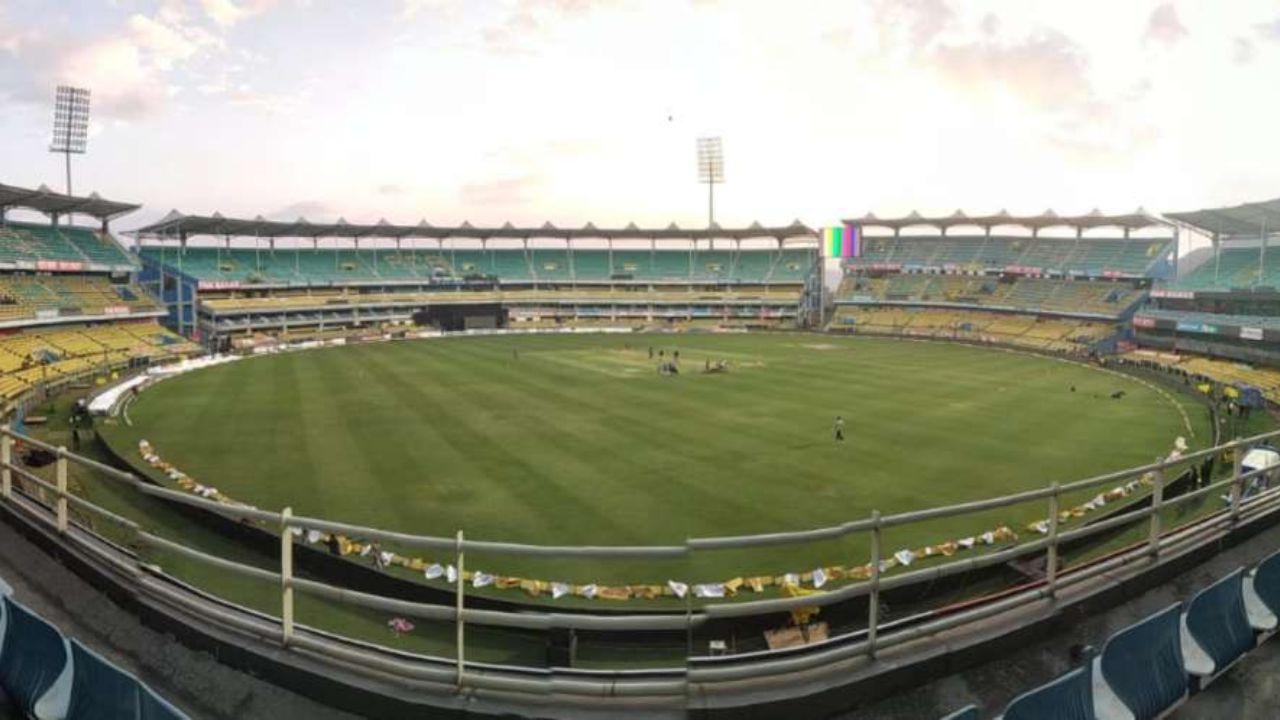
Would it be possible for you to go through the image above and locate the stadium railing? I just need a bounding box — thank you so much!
[2,422,1280,712]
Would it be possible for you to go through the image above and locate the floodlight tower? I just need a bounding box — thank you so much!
[696,136,723,227]
[50,85,91,195]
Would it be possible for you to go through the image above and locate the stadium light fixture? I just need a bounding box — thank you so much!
[50,85,91,196]
[696,136,724,228]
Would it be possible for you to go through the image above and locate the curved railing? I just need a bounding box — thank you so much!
[4,415,1280,713]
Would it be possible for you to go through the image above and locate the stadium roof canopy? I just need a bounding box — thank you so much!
[1165,198,1280,238]
[843,209,1166,232]
[132,211,816,242]
[0,181,140,221]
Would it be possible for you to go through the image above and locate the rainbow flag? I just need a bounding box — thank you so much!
[822,224,859,258]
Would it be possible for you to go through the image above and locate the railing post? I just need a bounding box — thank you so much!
[1230,438,1244,525]
[1148,459,1164,559]
[1046,482,1060,596]
[1,424,11,500]
[280,507,294,647]
[456,529,466,690]
[867,510,882,660]
[55,446,68,533]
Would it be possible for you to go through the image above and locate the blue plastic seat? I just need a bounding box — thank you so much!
[1181,568,1255,686]
[0,596,72,720]
[1093,603,1187,720]
[139,684,189,720]
[999,664,1094,720]
[65,640,141,720]
[940,704,979,720]
[1243,549,1280,635]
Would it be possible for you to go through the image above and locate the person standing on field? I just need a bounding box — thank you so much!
[834,415,845,442]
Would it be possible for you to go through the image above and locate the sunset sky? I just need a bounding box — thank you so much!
[2,0,1278,231]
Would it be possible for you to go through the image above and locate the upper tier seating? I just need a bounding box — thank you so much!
[1136,308,1280,332]
[139,247,816,286]
[1173,248,1280,291]
[846,236,1172,276]
[0,222,133,267]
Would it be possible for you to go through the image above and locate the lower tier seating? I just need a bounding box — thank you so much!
[830,306,1114,354]
[0,323,199,402]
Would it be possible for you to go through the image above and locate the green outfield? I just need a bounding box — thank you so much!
[100,332,1210,593]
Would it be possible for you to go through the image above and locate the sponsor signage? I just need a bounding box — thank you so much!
[1241,327,1264,341]
[1003,265,1044,276]
[1151,289,1195,300]
[103,306,130,316]
[1132,316,1157,329]
[35,260,85,272]
[1101,270,1127,279]
[197,280,242,290]
[1176,321,1218,335]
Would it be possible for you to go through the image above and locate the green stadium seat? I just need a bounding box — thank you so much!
[0,596,73,720]
[65,640,142,720]
[1181,568,1255,687]
[1092,603,1187,720]
[999,665,1094,720]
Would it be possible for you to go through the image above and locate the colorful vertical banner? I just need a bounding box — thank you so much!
[822,225,860,258]
[843,222,859,258]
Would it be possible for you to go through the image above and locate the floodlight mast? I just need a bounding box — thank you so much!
[696,136,723,227]
[50,85,91,196]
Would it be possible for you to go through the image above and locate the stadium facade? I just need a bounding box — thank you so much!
[3,180,1280,718]
[130,213,820,351]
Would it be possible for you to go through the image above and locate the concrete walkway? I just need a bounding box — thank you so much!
[0,518,359,720]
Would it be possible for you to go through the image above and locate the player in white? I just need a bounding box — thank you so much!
[834,415,845,442]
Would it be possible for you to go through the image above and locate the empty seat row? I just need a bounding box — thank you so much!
[940,547,1280,719]
[0,585,187,719]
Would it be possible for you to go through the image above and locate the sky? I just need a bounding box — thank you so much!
[1,0,1279,232]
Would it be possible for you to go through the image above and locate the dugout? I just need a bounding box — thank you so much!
[413,303,507,331]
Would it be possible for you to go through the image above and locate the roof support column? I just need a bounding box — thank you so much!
[1260,218,1267,289]
[1213,232,1221,283]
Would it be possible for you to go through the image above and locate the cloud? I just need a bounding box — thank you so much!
[1144,3,1187,48]
[931,30,1093,112]
[873,0,957,51]
[269,200,337,220]
[200,0,278,29]
[126,13,218,70]
[0,5,227,120]
[481,0,616,54]
[1233,37,1256,65]
[1257,17,1280,43]
[458,176,539,208]
[377,183,405,195]
[400,0,451,21]
[924,27,1160,164]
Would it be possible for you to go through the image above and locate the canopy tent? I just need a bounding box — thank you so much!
[844,208,1166,234]
[131,211,817,244]
[1166,198,1280,239]
[0,182,140,223]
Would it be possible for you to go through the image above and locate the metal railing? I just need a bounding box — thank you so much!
[2,422,1279,706]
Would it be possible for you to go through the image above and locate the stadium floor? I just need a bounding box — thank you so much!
[99,333,1211,592]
